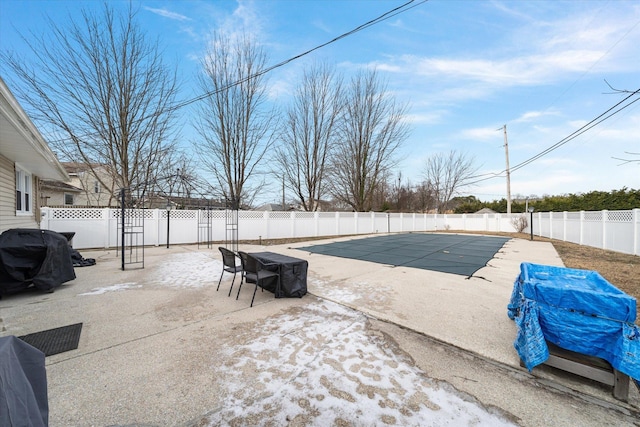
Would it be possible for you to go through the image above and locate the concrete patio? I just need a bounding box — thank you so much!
[1,233,638,426]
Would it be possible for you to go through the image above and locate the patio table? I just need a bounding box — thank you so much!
[249,252,308,298]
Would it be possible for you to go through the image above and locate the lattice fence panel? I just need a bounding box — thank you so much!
[607,210,633,222]
[162,210,196,219]
[240,211,266,220]
[295,212,316,219]
[51,208,104,219]
[584,212,603,221]
[269,212,292,220]
[111,209,153,219]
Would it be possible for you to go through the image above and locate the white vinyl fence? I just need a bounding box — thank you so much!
[40,207,640,256]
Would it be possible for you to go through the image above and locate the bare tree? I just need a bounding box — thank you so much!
[151,151,213,208]
[274,63,343,211]
[194,32,276,209]
[612,151,640,165]
[423,150,478,213]
[331,69,410,211]
[1,4,180,201]
[415,181,436,212]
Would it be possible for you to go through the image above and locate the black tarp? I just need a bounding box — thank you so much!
[0,336,49,427]
[250,252,308,298]
[0,229,76,295]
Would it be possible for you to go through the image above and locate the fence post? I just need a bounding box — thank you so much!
[579,211,585,245]
[335,211,340,236]
[602,210,608,250]
[264,211,270,239]
[354,212,358,235]
[40,207,50,230]
[104,208,111,249]
[633,209,639,256]
[292,211,298,238]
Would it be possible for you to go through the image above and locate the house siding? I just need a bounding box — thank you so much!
[0,154,38,232]
[68,166,118,207]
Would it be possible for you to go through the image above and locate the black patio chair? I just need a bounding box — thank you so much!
[237,251,280,307]
[217,247,243,297]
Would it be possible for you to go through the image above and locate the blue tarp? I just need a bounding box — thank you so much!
[508,263,640,380]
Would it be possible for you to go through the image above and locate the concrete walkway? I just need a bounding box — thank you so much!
[0,233,638,426]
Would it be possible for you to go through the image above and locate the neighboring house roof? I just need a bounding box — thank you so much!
[254,203,291,211]
[475,208,497,214]
[62,161,110,175]
[40,179,83,193]
[0,76,69,181]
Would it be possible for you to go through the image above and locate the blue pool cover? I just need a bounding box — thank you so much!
[297,233,509,277]
[508,263,640,380]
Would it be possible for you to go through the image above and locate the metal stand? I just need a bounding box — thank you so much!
[117,187,145,270]
[225,197,239,253]
[197,200,213,249]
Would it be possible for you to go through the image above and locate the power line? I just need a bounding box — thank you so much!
[466,89,640,186]
[44,0,427,144]
[168,0,426,112]
[463,16,640,186]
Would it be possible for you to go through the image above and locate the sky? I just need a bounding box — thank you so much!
[1,0,639,204]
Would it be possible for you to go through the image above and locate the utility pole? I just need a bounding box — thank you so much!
[503,124,512,214]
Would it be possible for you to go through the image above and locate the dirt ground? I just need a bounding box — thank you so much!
[249,231,640,302]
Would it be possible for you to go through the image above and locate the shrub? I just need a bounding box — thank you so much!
[511,215,528,233]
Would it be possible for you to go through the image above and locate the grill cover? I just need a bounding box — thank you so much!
[0,229,75,295]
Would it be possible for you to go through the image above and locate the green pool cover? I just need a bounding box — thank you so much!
[297,233,510,277]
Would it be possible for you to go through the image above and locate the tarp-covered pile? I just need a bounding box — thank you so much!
[508,262,639,381]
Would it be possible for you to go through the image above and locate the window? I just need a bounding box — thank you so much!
[64,193,74,205]
[94,181,100,193]
[15,168,32,214]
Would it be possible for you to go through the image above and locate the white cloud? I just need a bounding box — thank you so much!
[312,19,332,34]
[460,127,503,141]
[267,77,294,100]
[361,5,640,109]
[402,50,607,87]
[405,111,444,125]
[144,7,191,21]
[388,18,405,28]
[513,110,559,123]
[567,119,588,128]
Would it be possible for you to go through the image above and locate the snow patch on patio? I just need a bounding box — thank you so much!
[203,300,515,426]
[148,252,225,288]
[310,277,395,307]
[79,282,141,295]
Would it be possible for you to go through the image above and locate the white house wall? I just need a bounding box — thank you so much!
[0,153,38,231]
